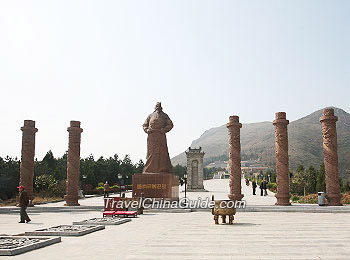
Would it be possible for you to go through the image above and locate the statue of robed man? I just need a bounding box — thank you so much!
[142,102,173,174]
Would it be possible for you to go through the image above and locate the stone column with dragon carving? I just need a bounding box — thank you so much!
[64,121,83,206]
[320,108,342,206]
[19,120,38,206]
[273,112,291,205]
[227,116,244,201]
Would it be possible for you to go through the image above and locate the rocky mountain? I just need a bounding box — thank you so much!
[171,107,350,179]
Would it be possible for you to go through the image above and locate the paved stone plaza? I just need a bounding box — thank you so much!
[0,209,350,259]
[182,179,278,206]
[1,179,350,259]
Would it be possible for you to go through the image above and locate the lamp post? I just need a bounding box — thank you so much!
[126,176,129,192]
[268,174,271,183]
[82,174,87,194]
[118,173,122,197]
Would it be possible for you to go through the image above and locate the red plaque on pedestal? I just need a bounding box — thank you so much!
[132,173,179,200]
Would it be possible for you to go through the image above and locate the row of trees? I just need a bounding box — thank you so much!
[0,149,226,201]
[251,164,350,196]
[291,164,350,196]
[2,151,349,201]
[0,156,20,201]
[0,151,145,201]
[172,164,225,180]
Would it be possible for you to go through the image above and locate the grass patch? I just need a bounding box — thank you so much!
[0,195,64,207]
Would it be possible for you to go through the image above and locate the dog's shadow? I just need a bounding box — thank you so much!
[220,222,260,226]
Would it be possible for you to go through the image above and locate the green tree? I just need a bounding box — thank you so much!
[42,150,56,171]
[292,165,308,196]
[316,163,326,192]
[135,159,145,173]
[344,181,350,192]
[0,156,20,200]
[172,164,187,178]
[306,165,317,194]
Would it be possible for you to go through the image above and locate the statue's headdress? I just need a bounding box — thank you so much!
[155,102,162,110]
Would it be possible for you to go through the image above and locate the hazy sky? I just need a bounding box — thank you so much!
[1,1,349,162]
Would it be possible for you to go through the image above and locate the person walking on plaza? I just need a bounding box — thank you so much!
[104,181,110,198]
[252,180,257,195]
[18,186,31,223]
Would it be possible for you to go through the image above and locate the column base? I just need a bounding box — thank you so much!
[64,195,80,206]
[228,193,244,201]
[275,202,291,206]
[275,194,291,206]
[326,193,342,206]
[187,188,208,192]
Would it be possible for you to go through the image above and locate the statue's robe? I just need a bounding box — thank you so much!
[142,110,173,173]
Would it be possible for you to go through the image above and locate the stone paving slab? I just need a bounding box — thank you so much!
[24,225,104,236]
[0,236,61,256]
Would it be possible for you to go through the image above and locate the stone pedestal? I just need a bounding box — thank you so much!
[320,108,342,206]
[132,173,179,200]
[273,112,291,206]
[227,116,244,201]
[64,121,83,206]
[19,120,38,206]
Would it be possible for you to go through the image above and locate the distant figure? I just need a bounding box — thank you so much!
[245,179,249,186]
[17,185,31,223]
[260,179,268,196]
[263,180,268,196]
[252,180,257,195]
[104,181,110,198]
[259,180,264,196]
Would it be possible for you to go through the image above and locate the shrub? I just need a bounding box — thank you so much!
[290,195,300,202]
[50,180,66,197]
[290,180,304,196]
[341,193,350,204]
[35,174,58,192]
[298,194,318,204]
[34,177,65,198]
[267,183,277,193]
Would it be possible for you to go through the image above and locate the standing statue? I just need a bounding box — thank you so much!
[142,102,173,174]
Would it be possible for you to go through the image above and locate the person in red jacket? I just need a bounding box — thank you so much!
[17,185,31,223]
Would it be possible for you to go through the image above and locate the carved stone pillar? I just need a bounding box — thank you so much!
[227,116,244,201]
[320,108,342,206]
[64,121,83,206]
[19,120,38,206]
[273,112,291,205]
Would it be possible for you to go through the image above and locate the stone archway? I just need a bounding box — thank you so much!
[186,147,206,191]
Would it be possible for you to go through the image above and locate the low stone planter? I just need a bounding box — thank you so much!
[25,225,105,236]
[73,218,131,225]
[0,236,61,256]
